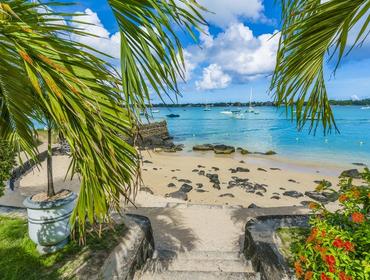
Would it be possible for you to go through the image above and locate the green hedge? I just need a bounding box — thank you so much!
[0,140,15,196]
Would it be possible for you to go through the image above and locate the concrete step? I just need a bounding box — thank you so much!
[142,257,253,273]
[155,249,243,261]
[135,271,260,280]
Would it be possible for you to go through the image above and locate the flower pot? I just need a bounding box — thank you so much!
[23,191,77,254]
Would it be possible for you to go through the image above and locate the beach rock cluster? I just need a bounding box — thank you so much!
[193,144,277,156]
[227,176,268,195]
[340,169,361,179]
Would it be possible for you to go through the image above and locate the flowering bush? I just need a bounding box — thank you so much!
[293,169,370,280]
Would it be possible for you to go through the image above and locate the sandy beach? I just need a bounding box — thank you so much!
[0,149,365,209]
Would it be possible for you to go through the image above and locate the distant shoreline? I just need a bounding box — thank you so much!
[149,99,370,107]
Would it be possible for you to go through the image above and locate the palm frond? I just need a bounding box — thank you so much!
[271,0,370,133]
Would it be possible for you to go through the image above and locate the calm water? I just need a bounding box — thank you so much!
[148,106,370,166]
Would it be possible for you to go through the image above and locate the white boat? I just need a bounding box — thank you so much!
[220,110,233,115]
[246,88,255,113]
[151,109,160,113]
[203,105,211,111]
[361,106,370,110]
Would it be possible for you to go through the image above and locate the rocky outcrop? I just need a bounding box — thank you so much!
[340,169,361,179]
[193,144,214,151]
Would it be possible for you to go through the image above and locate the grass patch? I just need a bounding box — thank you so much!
[276,227,309,264]
[0,215,125,280]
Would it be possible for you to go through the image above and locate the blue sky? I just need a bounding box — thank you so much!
[55,0,370,103]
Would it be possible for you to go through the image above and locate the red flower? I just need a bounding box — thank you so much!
[305,271,313,280]
[321,273,332,280]
[343,241,354,252]
[321,230,326,237]
[325,255,336,266]
[309,202,319,210]
[294,261,303,277]
[351,212,365,223]
[339,271,352,280]
[329,264,335,273]
[299,255,307,262]
[333,238,343,248]
[339,194,348,203]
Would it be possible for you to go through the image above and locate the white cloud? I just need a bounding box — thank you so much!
[198,0,265,27]
[189,23,280,90]
[70,9,120,60]
[196,64,231,90]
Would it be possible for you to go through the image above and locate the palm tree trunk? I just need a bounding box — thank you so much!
[47,127,55,197]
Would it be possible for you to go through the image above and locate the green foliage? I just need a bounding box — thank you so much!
[0,140,15,196]
[291,169,370,279]
[272,0,370,133]
[0,215,126,280]
[0,0,204,237]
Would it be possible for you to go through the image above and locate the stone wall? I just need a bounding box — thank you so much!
[137,121,170,141]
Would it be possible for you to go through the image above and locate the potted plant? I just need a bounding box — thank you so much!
[23,119,77,254]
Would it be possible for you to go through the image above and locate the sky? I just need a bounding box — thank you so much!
[54,0,370,103]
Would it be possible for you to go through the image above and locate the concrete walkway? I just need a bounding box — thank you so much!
[128,197,308,279]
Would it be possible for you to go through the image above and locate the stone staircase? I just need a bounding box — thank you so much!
[134,249,260,279]
[129,203,262,279]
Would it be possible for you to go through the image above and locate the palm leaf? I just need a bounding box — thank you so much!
[271,0,370,133]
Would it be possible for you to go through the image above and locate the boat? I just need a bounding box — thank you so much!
[151,109,160,113]
[361,105,370,110]
[246,88,255,113]
[220,110,233,115]
[166,114,180,118]
[203,105,211,111]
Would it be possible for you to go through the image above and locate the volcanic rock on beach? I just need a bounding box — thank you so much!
[166,191,188,201]
[193,144,214,151]
[213,145,235,154]
[283,191,303,198]
[179,184,193,193]
[340,169,361,179]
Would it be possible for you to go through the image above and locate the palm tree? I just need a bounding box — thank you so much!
[0,0,205,235]
[271,0,369,133]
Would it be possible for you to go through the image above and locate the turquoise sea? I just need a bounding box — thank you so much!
[148,106,370,166]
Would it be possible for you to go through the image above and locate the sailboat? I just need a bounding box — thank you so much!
[361,105,370,110]
[203,105,211,111]
[246,88,255,113]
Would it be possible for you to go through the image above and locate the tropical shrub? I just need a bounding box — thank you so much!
[0,140,15,197]
[292,169,370,280]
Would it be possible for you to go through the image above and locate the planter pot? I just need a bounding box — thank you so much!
[23,192,77,254]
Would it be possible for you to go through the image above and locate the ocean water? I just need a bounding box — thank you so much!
[148,106,370,166]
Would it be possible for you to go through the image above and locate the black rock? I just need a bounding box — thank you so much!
[305,191,328,203]
[352,162,367,167]
[273,192,280,195]
[248,203,260,209]
[279,187,286,190]
[196,183,204,188]
[229,168,237,173]
[213,183,221,190]
[254,184,267,193]
[212,167,220,171]
[265,150,277,155]
[196,189,208,193]
[219,193,235,198]
[143,160,153,164]
[179,183,193,193]
[271,195,280,200]
[198,170,205,176]
[340,169,361,179]
[178,179,192,184]
[270,167,281,171]
[257,168,267,172]
[192,169,199,172]
[193,144,214,151]
[143,169,148,171]
[256,191,264,197]
[197,165,206,168]
[167,183,176,188]
[237,167,250,172]
[153,168,158,170]
[300,200,313,207]
[213,145,235,154]
[239,160,245,163]
[283,191,304,198]
[288,179,298,183]
[140,187,154,195]
[166,191,188,201]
